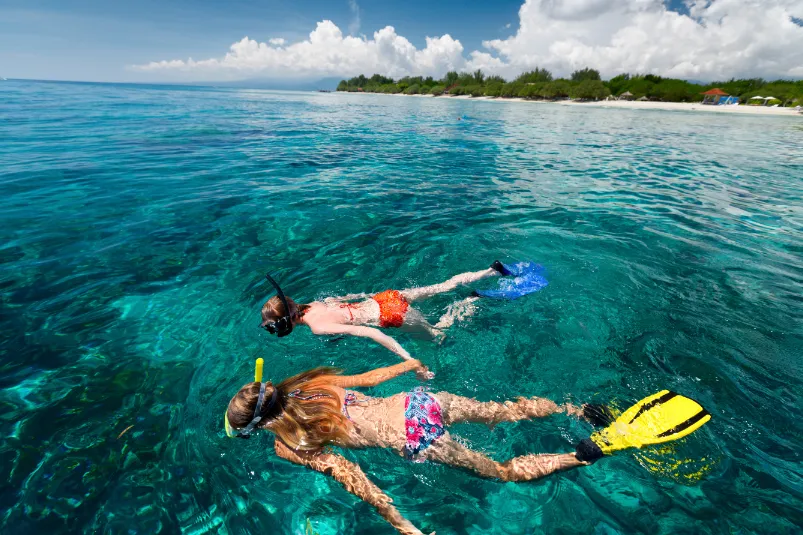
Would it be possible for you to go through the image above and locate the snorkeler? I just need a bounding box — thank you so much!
[225,359,711,535]
[259,262,514,363]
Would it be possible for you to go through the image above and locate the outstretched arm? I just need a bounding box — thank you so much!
[311,323,413,361]
[330,359,427,388]
[275,441,429,535]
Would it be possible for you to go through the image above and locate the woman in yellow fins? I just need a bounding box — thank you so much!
[224,359,711,535]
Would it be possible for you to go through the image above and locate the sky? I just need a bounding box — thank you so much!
[1,0,802,84]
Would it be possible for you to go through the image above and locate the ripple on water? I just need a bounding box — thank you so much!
[0,82,802,534]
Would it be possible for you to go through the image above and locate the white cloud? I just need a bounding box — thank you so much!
[132,0,803,81]
[479,0,803,80]
[348,0,361,36]
[133,20,466,80]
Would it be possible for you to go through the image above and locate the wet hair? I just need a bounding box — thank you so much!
[225,367,351,451]
[260,295,310,326]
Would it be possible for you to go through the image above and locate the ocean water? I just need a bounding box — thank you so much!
[1,80,802,535]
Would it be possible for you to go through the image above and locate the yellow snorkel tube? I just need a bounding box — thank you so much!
[224,358,266,438]
[254,357,264,382]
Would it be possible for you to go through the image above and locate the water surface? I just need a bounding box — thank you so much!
[1,81,802,534]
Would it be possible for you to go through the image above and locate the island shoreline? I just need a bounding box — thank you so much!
[337,92,802,117]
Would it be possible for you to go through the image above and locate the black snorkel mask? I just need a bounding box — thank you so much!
[260,274,294,337]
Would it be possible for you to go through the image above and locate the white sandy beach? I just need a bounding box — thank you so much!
[557,98,801,116]
[377,92,802,117]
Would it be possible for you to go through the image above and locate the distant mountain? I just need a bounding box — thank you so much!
[202,77,342,91]
[1,77,344,92]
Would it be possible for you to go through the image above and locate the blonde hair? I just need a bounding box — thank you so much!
[226,367,351,451]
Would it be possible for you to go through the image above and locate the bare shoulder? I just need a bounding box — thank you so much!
[302,301,327,319]
[329,384,347,398]
[302,305,330,330]
[304,304,350,333]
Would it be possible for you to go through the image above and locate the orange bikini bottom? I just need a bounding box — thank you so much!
[372,290,409,328]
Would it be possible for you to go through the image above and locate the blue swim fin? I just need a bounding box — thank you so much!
[474,261,548,300]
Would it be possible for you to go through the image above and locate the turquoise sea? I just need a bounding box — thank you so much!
[1,80,802,534]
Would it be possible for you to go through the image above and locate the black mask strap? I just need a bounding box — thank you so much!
[237,383,279,438]
[264,274,294,337]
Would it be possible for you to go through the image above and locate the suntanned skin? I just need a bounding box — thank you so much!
[274,268,499,368]
[271,360,589,535]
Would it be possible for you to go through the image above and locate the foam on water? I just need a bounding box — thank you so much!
[1,80,802,534]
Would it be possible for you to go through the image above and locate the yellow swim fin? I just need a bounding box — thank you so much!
[576,390,711,462]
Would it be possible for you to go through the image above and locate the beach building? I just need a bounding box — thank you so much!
[701,88,729,105]
[618,91,634,101]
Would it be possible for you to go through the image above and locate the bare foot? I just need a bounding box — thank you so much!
[564,403,585,418]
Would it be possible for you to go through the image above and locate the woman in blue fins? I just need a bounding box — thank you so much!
[259,262,512,364]
[225,359,710,535]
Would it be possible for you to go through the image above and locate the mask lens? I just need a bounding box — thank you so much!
[260,321,277,334]
[276,317,293,337]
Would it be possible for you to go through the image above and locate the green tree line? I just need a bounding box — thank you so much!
[336,68,803,106]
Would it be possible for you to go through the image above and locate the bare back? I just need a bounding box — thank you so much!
[330,385,407,450]
[302,300,381,331]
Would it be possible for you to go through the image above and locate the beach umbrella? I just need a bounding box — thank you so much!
[763,96,775,100]
[750,96,764,99]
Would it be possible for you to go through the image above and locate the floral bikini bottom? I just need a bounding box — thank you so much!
[403,388,445,459]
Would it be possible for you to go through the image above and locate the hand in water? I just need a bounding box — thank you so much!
[432,329,446,345]
[415,364,435,381]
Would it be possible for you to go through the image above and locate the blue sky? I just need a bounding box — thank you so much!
[1,0,523,81]
[1,0,800,83]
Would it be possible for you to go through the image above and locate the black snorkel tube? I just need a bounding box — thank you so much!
[261,274,294,337]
